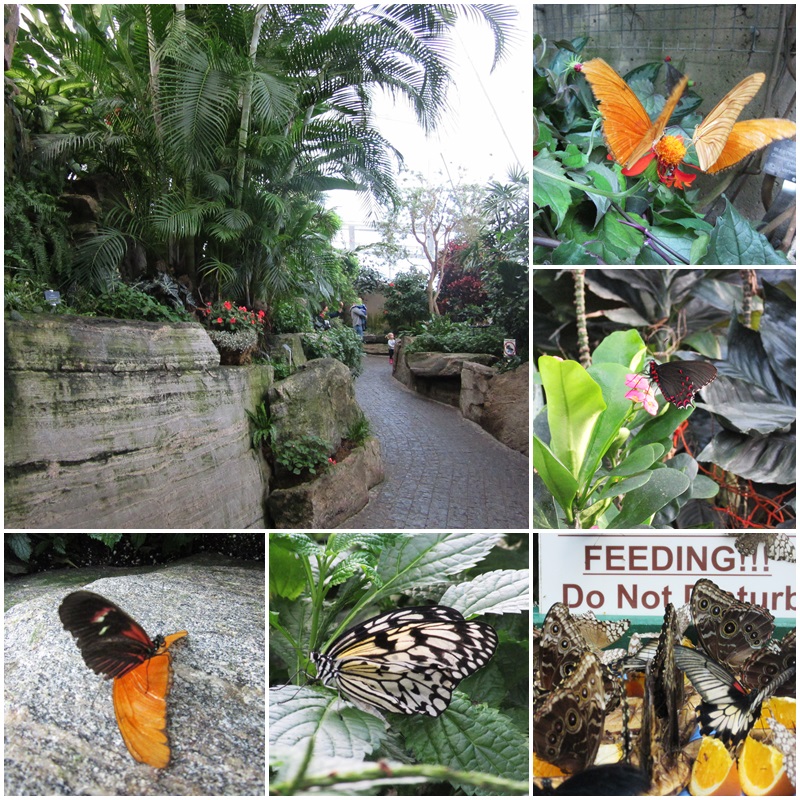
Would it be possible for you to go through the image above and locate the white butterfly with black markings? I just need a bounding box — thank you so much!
[310,605,497,716]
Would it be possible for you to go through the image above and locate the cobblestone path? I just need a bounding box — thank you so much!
[339,355,529,529]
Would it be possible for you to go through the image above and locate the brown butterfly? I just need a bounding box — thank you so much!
[534,650,606,774]
[691,578,775,669]
[740,628,796,698]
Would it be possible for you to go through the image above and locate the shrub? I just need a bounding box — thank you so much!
[246,402,275,451]
[303,325,364,376]
[202,299,265,333]
[404,317,506,356]
[93,284,189,322]
[271,298,313,333]
[382,269,429,330]
[273,434,332,475]
[345,412,371,446]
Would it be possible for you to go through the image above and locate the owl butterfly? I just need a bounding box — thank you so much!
[740,628,796,698]
[536,603,589,692]
[533,650,606,774]
[691,578,775,669]
[580,59,796,174]
[735,532,796,564]
[537,604,630,686]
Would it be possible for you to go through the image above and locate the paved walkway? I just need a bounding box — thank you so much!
[338,355,529,529]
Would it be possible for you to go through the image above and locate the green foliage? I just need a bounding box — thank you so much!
[382,269,430,330]
[271,299,313,333]
[354,264,387,295]
[271,357,295,381]
[302,325,364,376]
[246,402,275,451]
[404,317,506,356]
[4,180,73,283]
[345,412,371,446]
[274,434,332,475]
[5,273,75,315]
[92,284,190,322]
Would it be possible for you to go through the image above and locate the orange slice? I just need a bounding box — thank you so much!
[689,735,741,796]
[757,697,796,730]
[532,753,566,778]
[739,736,794,796]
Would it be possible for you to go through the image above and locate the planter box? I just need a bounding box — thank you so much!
[268,437,383,528]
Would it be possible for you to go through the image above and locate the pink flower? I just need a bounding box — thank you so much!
[625,373,659,415]
[328,457,336,464]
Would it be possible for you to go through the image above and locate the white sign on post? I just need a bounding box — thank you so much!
[538,533,797,623]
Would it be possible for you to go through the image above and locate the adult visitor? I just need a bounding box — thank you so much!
[350,298,367,339]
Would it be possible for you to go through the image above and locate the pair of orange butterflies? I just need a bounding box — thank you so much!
[580,58,796,175]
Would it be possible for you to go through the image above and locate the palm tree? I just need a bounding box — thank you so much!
[14,3,517,304]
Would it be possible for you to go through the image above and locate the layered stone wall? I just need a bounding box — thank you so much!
[5,316,272,528]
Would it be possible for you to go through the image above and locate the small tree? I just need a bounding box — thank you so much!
[372,173,485,316]
[382,269,429,331]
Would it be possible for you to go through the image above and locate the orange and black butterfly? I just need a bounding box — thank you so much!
[59,590,187,768]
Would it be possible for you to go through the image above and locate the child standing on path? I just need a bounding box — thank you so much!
[387,332,396,364]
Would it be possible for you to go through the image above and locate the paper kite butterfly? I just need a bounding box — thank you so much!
[309,605,497,716]
[59,590,187,768]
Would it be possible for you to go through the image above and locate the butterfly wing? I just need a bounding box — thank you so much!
[311,606,497,717]
[59,591,158,679]
[648,360,717,409]
[112,630,187,768]
[582,58,687,168]
[533,650,606,773]
[691,579,775,668]
[740,628,796,697]
[703,118,797,173]
[538,603,589,691]
[675,644,795,747]
[691,73,765,170]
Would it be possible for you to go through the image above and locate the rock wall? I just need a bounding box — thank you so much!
[461,361,529,455]
[5,316,272,529]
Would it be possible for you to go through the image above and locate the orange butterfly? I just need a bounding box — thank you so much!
[113,631,188,768]
[60,591,188,768]
[581,58,796,176]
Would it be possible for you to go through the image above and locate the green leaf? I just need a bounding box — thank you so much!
[399,696,529,794]
[440,569,530,616]
[374,533,501,597]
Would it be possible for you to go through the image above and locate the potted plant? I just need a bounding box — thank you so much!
[202,300,265,364]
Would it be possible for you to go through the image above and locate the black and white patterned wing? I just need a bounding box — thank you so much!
[310,605,497,716]
[675,645,795,747]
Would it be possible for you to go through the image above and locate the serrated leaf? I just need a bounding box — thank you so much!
[440,569,530,616]
[398,695,529,795]
[269,686,388,779]
[374,532,502,597]
[269,532,320,557]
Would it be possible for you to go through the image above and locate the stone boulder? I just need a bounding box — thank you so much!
[268,437,384,528]
[263,333,307,367]
[268,357,362,449]
[400,351,499,407]
[406,351,498,377]
[461,361,529,455]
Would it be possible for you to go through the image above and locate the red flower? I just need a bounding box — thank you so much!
[216,317,223,324]
[616,134,697,189]
[223,301,233,311]
[230,317,236,324]
[257,310,265,319]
